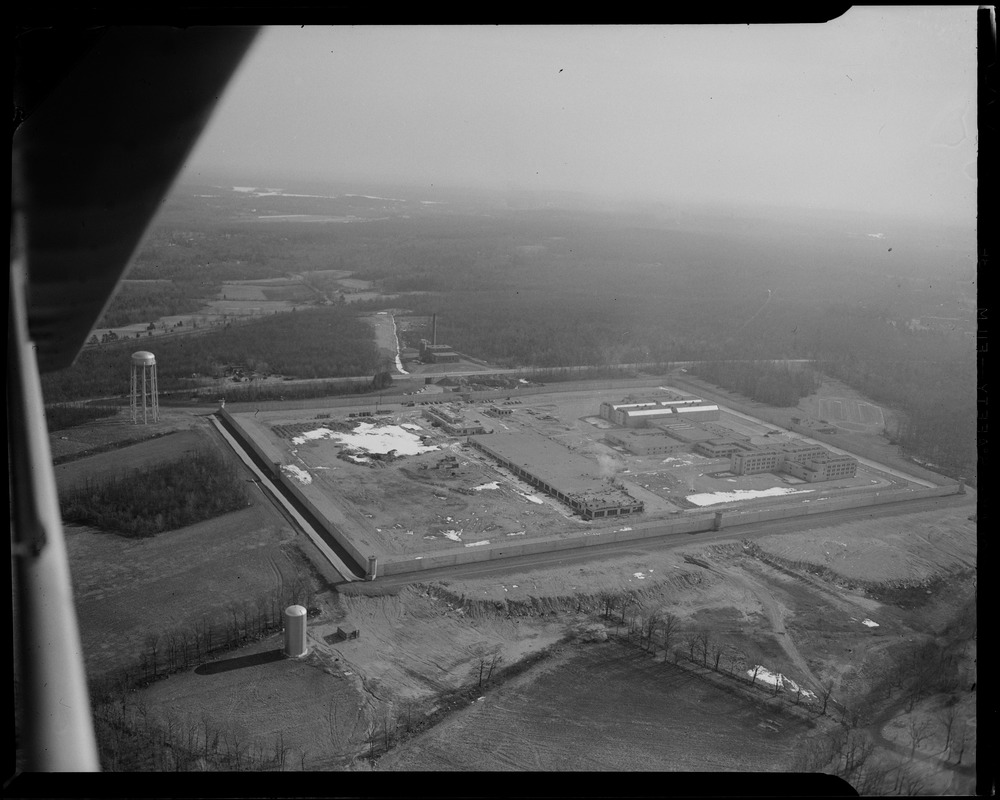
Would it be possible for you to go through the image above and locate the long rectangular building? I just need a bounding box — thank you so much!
[600,398,720,427]
[731,442,857,481]
[469,433,644,520]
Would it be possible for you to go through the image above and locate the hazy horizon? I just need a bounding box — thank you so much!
[182,11,977,226]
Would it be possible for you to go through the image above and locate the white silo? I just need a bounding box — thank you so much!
[283,605,308,658]
[130,350,159,424]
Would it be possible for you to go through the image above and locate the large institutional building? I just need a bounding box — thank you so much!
[599,398,720,427]
[599,393,858,483]
[731,441,858,481]
[469,434,644,520]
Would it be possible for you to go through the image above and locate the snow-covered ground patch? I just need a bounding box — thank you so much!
[861,618,880,628]
[747,666,817,699]
[473,481,500,491]
[516,491,545,505]
[402,423,422,431]
[506,531,526,537]
[280,464,312,484]
[687,487,815,506]
[465,540,490,547]
[633,572,646,580]
[441,530,463,542]
[292,422,439,455]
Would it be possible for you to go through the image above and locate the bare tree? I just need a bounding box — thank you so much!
[838,730,876,782]
[659,613,679,658]
[938,703,959,752]
[625,605,640,639]
[952,722,968,765]
[711,641,725,672]
[144,633,160,678]
[643,609,660,653]
[227,601,242,641]
[697,632,710,666]
[486,647,503,682]
[598,590,616,621]
[906,715,933,761]
[256,594,271,635]
[749,664,762,687]
[820,681,835,714]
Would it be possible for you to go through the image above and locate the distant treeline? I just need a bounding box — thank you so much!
[803,304,976,480]
[221,372,392,404]
[83,190,976,481]
[41,306,380,403]
[689,361,820,408]
[97,282,206,328]
[60,449,248,537]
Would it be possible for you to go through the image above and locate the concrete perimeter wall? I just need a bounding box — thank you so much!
[218,406,960,581]
[217,407,369,574]
[223,376,676,415]
[378,483,960,576]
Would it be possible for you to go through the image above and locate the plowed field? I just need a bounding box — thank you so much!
[378,641,819,771]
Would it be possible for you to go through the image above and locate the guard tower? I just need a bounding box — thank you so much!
[130,350,159,424]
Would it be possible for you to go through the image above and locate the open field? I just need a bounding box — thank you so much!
[56,420,322,683]
[117,493,974,781]
[377,641,820,771]
[818,396,886,432]
[87,268,402,350]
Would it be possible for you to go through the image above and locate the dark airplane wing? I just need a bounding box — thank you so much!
[10,25,258,771]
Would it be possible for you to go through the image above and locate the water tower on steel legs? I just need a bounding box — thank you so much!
[130,350,159,424]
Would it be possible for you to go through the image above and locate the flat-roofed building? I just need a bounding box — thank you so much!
[731,449,784,475]
[731,442,858,480]
[599,398,720,427]
[604,429,688,456]
[423,405,486,436]
[419,340,461,363]
[693,438,753,459]
[469,433,644,520]
[653,421,716,444]
[782,452,858,482]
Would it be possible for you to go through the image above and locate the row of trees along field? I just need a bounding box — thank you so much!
[59,449,248,537]
[96,281,206,328]
[43,403,119,431]
[41,306,380,403]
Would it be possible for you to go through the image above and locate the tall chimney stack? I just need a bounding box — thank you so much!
[432,314,437,346]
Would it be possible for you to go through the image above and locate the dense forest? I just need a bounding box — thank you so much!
[60,450,248,537]
[689,361,821,408]
[807,305,976,479]
[41,306,380,402]
[44,403,119,431]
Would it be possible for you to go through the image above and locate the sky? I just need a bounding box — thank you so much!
[182,9,978,223]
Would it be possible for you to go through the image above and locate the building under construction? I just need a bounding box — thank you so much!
[423,404,487,436]
[469,433,644,520]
